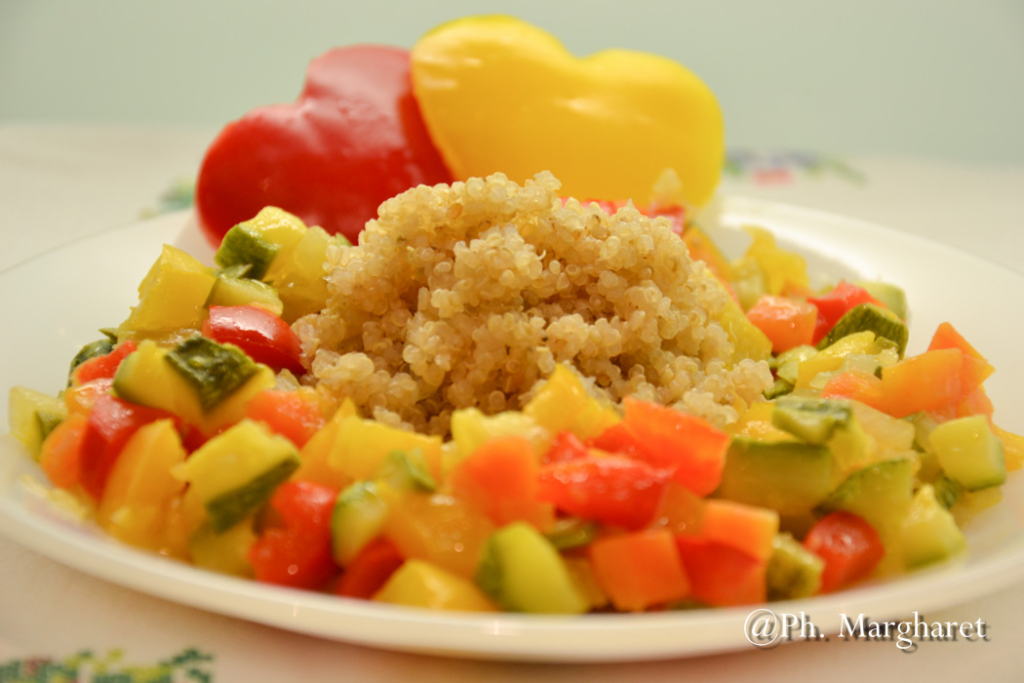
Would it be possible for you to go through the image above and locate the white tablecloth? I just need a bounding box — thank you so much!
[1,124,1022,681]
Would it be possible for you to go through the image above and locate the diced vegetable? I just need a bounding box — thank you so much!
[475,522,589,614]
[331,481,390,567]
[374,560,497,612]
[803,511,884,593]
[929,415,1006,491]
[201,305,304,375]
[8,386,67,459]
[900,485,966,569]
[589,529,691,612]
[448,435,554,529]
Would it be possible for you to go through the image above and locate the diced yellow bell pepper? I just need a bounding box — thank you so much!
[450,407,553,467]
[96,419,188,557]
[411,15,723,207]
[328,415,444,483]
[795,331,879,389]
[383,493,494,580]
[522,365,619,442]
[117,244,216,341]
[737,226,810,298]
[292,398,359,489]
[373,559,498,612]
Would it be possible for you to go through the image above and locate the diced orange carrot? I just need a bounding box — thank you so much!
[63,378,113,417]
[745,295,817,354]
[449,436,555,530]
[880,348,963,418]
[700,499,779,561]
[39,413,89,489]
[589,529,690,611]
[821,369,887,411]
[927,322,994,395]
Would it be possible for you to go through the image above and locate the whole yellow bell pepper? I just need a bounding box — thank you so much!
[411,15,724,207]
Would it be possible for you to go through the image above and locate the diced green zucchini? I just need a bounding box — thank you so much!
[929,415,1006,491]
[205,457,300,533]
[166,337,260,412]
[263,224,347,322]
[766,533,823,601]
[544,518,599,551]
[113,339,275,435]
[763,378,793,400]
[818,303,909,358]
[475,522,589,614]
[716,437,834,516]
[215,224,281,281]
[375,448,437,493]
[933,474,964,510]
[775,345,817,385]
[772,396,855,445]
[771,396,872,482]
[205,273,284,316]
[7,386,67,459]
[900,484,966,569]
[174,419,300,534]
[332,481,390,566]
[68,338,114,383]
[819,458,916,534]
[189,518,257,577]
[854,280,908,321]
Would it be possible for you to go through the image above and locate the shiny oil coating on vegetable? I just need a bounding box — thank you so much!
[295,171,772,435]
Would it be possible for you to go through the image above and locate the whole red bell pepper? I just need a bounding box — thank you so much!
[195,45,453,247]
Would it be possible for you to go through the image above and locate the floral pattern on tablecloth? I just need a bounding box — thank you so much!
[724,150,865,185]
[0,648,213,683]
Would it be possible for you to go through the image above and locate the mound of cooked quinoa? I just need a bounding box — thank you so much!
[294,171,772,435]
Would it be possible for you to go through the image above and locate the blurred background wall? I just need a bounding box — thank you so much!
[1,0,1022,164]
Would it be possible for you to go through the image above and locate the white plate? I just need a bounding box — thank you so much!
[0,200,1022,662]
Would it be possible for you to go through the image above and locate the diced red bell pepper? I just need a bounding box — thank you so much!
[202,305,305,375]
[675,535,767,607]
[334,538,406,600]
[449,436,554,529]
[802,511,884,594]
[808,281,884,340]
[745,295,817,354]
[39,413,89,490]
[542,430,589,465]
[620,397,730,497]
[536,455,670,531]
[244,389,325,448]
[589,529,691,611]
[79,394,177,500]
[586,421,643,458]
[72,340,137,386]
[249,481,340,590]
